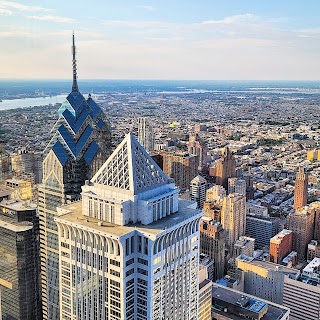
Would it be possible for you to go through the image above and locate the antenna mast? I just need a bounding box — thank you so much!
[72,32,79,92]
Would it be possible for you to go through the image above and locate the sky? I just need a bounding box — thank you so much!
[1,0,320,80]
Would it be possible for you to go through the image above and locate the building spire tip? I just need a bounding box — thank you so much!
[72,32,79,92]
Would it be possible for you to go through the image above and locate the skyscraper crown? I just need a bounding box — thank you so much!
[43,33,111,167]
[91,133,168,194]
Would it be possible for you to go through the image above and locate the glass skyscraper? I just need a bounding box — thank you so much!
[38,34,112,320]
[0,200,41,320]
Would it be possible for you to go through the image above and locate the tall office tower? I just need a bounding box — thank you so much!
[137,117,154,153]
[246,215,279,249]
[311,201,320,240]
[283,258,320,320]
[11,149,43,184]
[236,255,300,304]
[206,184,226,202]
[221,193,246,251]
[200,217,226,280]
[38,34,112,320]
[228,177,246,197]
[188,133,207,172]
[215,147,236,191]
[162,151,199,191]
[0,141,11,182]
[287,207,315,261]
[269,229,293,264]
[0,200,41,320]
[190,175,207,209]
[293,167,308,210]
[55,134,202,320]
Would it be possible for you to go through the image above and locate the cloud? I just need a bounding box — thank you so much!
[0,7,12,15]
[201,14,258,25]
[103,19,177,28]
[136,5,155,11]
[0,0,48,12]
[27,15,76,23]
[0,29,32,37]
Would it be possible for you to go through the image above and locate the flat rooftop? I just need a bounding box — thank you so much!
[237,255,300,275]
[0,199,36,211]
[303,257,320,273]
[212,284,290,320]
[0,219,33,233]
[56,199,203,239]
[270,229,292,243]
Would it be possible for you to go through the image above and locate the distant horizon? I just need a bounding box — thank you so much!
[0,78,320,82]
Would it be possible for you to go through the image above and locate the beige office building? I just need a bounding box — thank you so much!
[221,193,246,251]
[287,206,315,261]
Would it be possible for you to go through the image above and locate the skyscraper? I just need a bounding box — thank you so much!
[162,151,199,191]
[221,193,246,252]
[190,175,207,209]
[188,133,207,172]
[311,201,320,240]
[215,147,236,190]
[0,200,41,320]
[287,206,315,261]
[55,133,202,320]
[38,34,112,320]
[293,167,308,210]
[137,117,154,153]
[200,217,226,280]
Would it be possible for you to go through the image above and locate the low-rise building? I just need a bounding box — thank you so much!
[212,283,290,320]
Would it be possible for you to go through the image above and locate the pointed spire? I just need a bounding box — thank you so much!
[72,32,79,92]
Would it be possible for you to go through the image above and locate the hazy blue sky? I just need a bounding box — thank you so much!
[1,0,320,80]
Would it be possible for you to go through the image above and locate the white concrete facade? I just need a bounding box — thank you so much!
[55,134,202,320]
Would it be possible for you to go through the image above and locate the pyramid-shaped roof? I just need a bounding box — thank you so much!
[91,133,169,194]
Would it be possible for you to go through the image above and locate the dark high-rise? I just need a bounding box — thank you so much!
[0,200,41,320]
[38,34,112,320]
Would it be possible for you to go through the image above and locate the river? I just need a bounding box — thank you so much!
[0,95,67,111]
